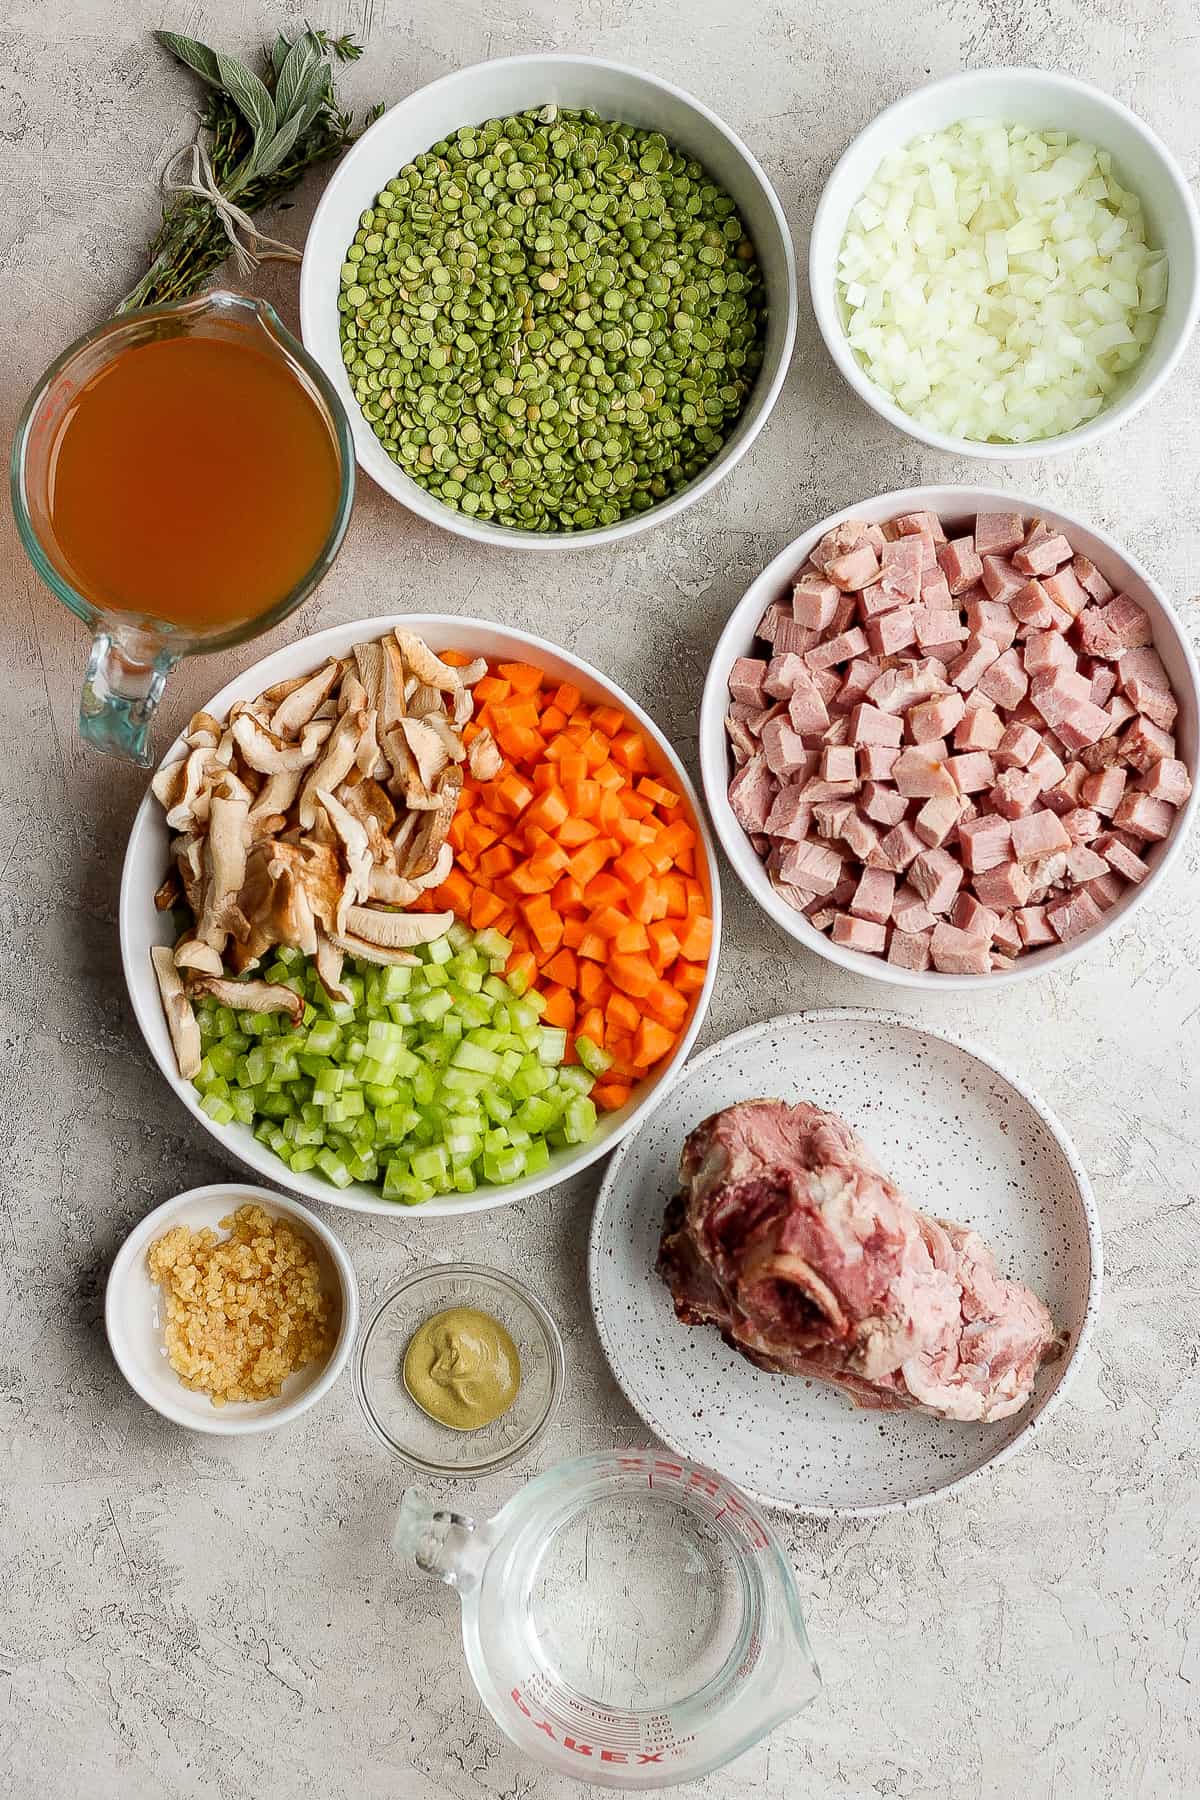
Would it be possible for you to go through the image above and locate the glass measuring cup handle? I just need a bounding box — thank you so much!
[394,1489,491,1594]
[79,623,178,767]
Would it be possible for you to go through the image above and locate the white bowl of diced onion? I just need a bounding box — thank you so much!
[809,69,1199,457]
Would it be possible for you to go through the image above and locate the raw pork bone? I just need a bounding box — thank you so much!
[657,1100,1059,1423]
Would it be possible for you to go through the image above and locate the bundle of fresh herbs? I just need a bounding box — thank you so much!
[117,28,381,313]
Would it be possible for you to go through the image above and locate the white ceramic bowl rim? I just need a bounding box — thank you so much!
[699,484,1200,990]
[587,1007,1104,1518]
[120,613,722,1217]
[809,66,1200,459]
[300,51,798,548]
[105,1182,360,1435]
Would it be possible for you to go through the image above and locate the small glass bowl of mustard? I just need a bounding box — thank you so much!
[354,1264,565,1475]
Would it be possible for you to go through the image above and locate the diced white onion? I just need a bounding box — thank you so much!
[835,120,1168,443]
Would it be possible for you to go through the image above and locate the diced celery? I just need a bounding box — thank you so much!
[575,1035,613,1077]
[200,1093,235,1126]
[537,1027,568,1065]
[523,1138,551,1176]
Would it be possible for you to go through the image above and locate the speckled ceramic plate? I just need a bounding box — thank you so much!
[588,1011,1101,1517]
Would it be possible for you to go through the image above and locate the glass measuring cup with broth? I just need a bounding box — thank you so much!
[12,291,354,766]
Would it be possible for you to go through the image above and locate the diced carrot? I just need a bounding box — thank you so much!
[591,704,626,738]
[558,817,598,849]
[662,874,689,918]
[524,788,570,834]
[645,981,689,1031]
[498,661,545,694]
[539,705,567,733]
[567,840,612,886]
[470,887,506,930]
[627,878,662,925]
[474,675,511,704]
[495,773,534,816]
[580,731,610,769]
[614,919,650,955]
[542,985,576,1030]
[577,932,608,963]
[592,1080,632,1112]
[611,729,649,771]
[593,760,625,791]
[479,844,518,879]
[579,1006,606,1046]
[552,682,582,713]
[439,648,473,667]
[552,875,586,913]
[677,913,713,961]
[544,947,578,988]
[561,918,586,949]
[583,872,627,910]
[671,958,707,995]
[606,992,641,1035]
[609,952,657,998]
[566,779,601,818]
[558,751,589,784]
[577,962,607,1004]
[465,821,499,857]
[637,777,681,810]
[633,1018,676,1068]
[437,867,474,914]
[647,921,681,969]
[614,846,653,888]
[658,820,696,859]
[506,949,538,989]
[589,905,629,940]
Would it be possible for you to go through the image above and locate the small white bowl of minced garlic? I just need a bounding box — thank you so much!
[106,1183,359,1435]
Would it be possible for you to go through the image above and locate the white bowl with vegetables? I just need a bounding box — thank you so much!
[810,68,1199,456]
[300,53,796,548]
[120,615,721,1218]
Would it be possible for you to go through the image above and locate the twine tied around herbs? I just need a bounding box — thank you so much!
[161,140,302,276]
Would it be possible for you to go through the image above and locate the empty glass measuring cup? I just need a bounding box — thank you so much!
[395,1447,820,1789]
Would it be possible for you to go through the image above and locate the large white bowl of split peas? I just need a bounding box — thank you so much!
[300,53,797,549]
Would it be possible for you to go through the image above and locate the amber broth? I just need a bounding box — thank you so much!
[44,331,340,632]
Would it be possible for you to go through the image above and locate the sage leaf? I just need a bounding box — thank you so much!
[155,31,223,91]
[251,107,308,180]
[216,52,276,146]
[270,33,291,78]
[274,34,322,125]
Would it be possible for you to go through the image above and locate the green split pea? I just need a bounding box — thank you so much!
[337,105,767,532]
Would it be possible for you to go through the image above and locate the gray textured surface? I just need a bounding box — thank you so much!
[2,3,1198,1796]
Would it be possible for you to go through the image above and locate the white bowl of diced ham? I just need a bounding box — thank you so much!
[699,487,1198,987]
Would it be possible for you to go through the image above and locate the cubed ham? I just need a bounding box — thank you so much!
[1095,833,1150,882]
[823,714,851,748]
[867,659,949,714]
[938,537,983,595]
[1042,566,1088,620]
[850,702,904,747]
[1072,555,1114,603]
[867,610,918,656]
[1024,630,1076,676]
[813,799,855,839]
[858,581,904,621]
[949,635,1002,691]
[841,811,881,861]
[779,838,843,894]
[951,892,999,940]
[954,705,1005,752]
[972,861,1033,909]
[1026,742,1067,793]
[974,513,1027,557]
[835,656,880,706]
[888,928,932,971]
[1126,678,1178,731]
[1065,844,1109,883]
[1014,532,1072,576]
[1042,763,1087,814]
[1118,644,1171,696]
[1089,667,1118,708]
[761,716,811,778]
[892,884,936,934]
[1113,792,1175,840]
[966,598,1019,651]
[728,754,775,833]
[1076,609,1122,659]
[827,545,880,592]
[978,648,1029,710]
[1061,807,1101,843]
[757,601,787,643]
[914,607,967,650]
[949,751,996,794]
[787,675,831,736]
[893,743,956,798]
[773,616,819,657]
[930,921,992,974]
[729,657,768,705]
[1100,594,1152,649]
[880,535,925,582]
[1046,890,1103,943]
[820,745,858,784]
[1029,666,1090,728]
[873,819,926,872]
[908,691,965,743]
[990,769,1042,819]
[958,814,1013,873]
[763,786,814,841]
[914,790,963,848]
[812,667,843,707]
[1016,905,1056,947]
[1085,871,1125,911]
[806,628,870,671]
[992,911,1023,955]
[1120,715,1175,771]
[920,570,953,607]
[811,520,883,573]
[980,556,1026,605]
[995,722,1042,769]
[859,745,901,783]
[763,652,808,700]
[1011,580,1055,628]
[849,866,895,925]
[1010,809,1072,862]
[908,846,963,914]
[1081,765,1127,815]
[829,912,886,953]
[1054,698,1113,754]
[1137,758,1192,806]
[861,781,909,826]
[791,576,841,631]
[895,509,947,544]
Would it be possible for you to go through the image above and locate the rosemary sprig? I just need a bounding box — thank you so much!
[117,28,382,313]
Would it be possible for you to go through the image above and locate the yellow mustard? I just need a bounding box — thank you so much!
[403,1306,521,1431]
